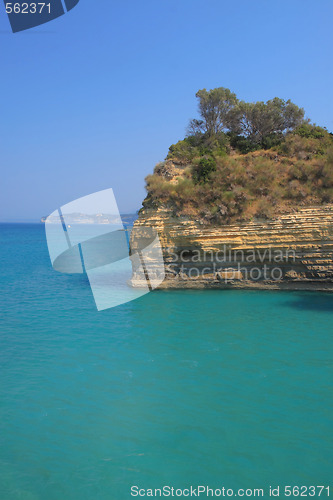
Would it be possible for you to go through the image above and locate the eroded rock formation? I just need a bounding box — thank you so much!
[131,205,333,291]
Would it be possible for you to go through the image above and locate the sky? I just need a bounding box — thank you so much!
[0,0,332,221]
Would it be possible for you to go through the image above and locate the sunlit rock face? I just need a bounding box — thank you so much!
[131,205,333,291]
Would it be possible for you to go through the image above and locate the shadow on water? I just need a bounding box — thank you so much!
[283,291,333,312]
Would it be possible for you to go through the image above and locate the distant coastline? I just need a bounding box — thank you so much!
[0,213,139,225]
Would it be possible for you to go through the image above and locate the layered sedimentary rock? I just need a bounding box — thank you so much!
[130,205,333,291]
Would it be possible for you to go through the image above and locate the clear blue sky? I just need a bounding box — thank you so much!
[0,0,332,221]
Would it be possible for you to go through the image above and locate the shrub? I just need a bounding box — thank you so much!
[228,133,259,154]
[294,123,328,139]
[167,138,200,162]
[254,199,274,219]
[144,174,174,202]
[289,161,310,182]
[174,178,196,199]
[261,132,284,149]
[192,157,217,183]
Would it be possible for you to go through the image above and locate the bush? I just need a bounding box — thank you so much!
[278,134,328,158]
[144,174,174,202]
[289,161,313,182]
[228,133,259,154]
[261,132,284,149]
[254,198,274,219]
[228,132,284,153]
[167,138,200,162]
[294,123,328,139]
[174,178,196,199]
[192,157,217,183]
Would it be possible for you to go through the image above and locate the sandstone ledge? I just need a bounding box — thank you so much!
[131,205,333,291]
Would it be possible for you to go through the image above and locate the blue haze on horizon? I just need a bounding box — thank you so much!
[0,0,332,221]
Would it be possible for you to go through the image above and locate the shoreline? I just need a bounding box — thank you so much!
[131,277,333,292]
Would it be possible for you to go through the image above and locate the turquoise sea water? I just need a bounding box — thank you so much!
[0,223,332,499]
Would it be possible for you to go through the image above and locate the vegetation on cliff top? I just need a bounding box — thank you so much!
[142,88,333,224]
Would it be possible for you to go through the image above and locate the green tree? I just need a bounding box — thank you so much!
[230,98,305,143]
[188,87,239,137]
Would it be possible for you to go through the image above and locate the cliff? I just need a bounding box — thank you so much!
[131,205,333,291]
[131,124,333,291]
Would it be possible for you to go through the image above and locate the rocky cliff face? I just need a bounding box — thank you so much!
[131,205,333,291]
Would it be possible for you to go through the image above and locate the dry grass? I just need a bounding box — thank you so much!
[143,133,333,224]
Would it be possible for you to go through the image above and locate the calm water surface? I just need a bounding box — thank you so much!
[0,224,332,499]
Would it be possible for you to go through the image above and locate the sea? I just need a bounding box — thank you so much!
[0,223,332,499]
